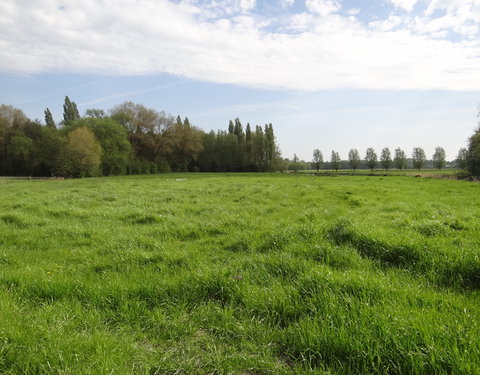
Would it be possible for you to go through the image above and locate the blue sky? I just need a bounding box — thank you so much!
[1,0,479,161]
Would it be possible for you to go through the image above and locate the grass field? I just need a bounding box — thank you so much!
[0,173,479,374]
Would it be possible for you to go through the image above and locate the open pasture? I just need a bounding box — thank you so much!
[0,173,479,374]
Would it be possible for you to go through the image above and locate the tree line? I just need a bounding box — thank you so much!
[300,107,480,176]
[292,146,452,172]
[0,98,282,177]
[288,144,477,175]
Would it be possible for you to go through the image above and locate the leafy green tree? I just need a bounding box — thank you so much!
[85,109,107,119]
[44,108,55,128]
[380,147,392,170]
[432,147,446,170]
[412,147,426,170]
[56,127,102,177]
[348,148,360,171]
[70,118,132,175]
[312,149,323,172]
[467,127,480,177]
[394,147,408,170]
[456,147,468,170]
[6,135,33,175]
[245,123,254,169]
[228,120,235,134]
[254,125,266,171]
[63,96,80,125]
[365,148,377,171]
[291,154,300,172]
[330,150,341,171]
[0,104,29,129]
[31,126,64,176]
[164,117,204,172]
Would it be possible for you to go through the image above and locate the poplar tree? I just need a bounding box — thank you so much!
[245,123,253,168]
[412,147,426,170]
[432,147,446,170]
[380,147,392,170]
[348,148,360,171]
[312,149,323,172]
[456,148,468,170]
[63,96,80,125]
[44,108,55,128]
[394,147,408,170]
[365,148,377,171]
[330,150,341,171]
[467,127,480,177]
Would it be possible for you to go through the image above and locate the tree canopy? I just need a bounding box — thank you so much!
[0,101,283,177]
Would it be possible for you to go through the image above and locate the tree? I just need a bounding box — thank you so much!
[467,126,480,177]
[85,108,107,119]
[0,104,29,129]
[70,118,132,175]
[312,149,323,172]
[44,108,55,128]
[330,150,341,171]
[163,117,204,172]
[412,147,426,170]
[348,148,360,171]
[31,126,64,176]
[380,147,392,170]
[6,135,33,175]
[432,147,446,170]
[394,147,408,170]
[63,96,80,125]
[365,148,377,171]
[456,147,468,170]
[291,154,300,172]
[56,127,102,177]
[245,123,254,169]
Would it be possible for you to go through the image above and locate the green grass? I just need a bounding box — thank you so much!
[0,173,479,374]
[298,168,461,178]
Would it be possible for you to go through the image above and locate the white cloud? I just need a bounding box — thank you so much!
[239,0,256,12]
[0,0,479,91]
[280,0,295,8]
[369,15,403,31]
[305,0,341,16]
[390,0,418,12]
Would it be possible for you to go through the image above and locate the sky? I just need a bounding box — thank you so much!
[1,0,480,161]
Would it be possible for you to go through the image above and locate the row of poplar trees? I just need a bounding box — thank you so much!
[0,98,281,177]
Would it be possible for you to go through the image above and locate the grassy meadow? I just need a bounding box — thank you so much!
[0,173,479,374]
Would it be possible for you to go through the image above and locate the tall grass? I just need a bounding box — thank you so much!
[0,173,479,374]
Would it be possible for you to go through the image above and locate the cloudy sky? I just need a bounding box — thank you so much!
[1,0,479,161]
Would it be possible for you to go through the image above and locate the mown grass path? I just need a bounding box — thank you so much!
[0,173,479,374]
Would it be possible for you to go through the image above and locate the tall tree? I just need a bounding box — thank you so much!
[467,126,480,177]
[85,108,107,119]
[56,127,102,177]
[164,117,204,172]
[456,147,468,170]
[44,108,55,128]
[70,118,132,175]
[291,154,300,172]
[394,147,408,170]
[365,148,377,171]
[312,149,323,172]
[63,96,80,125]
[330,150,341,171]
[432,147,446,170]
[245,123,254,169]
[254,125,266,171]
[348,148,360,171]
[412,147,426,170]
[265,123,276,171]
[380,147,392,170]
